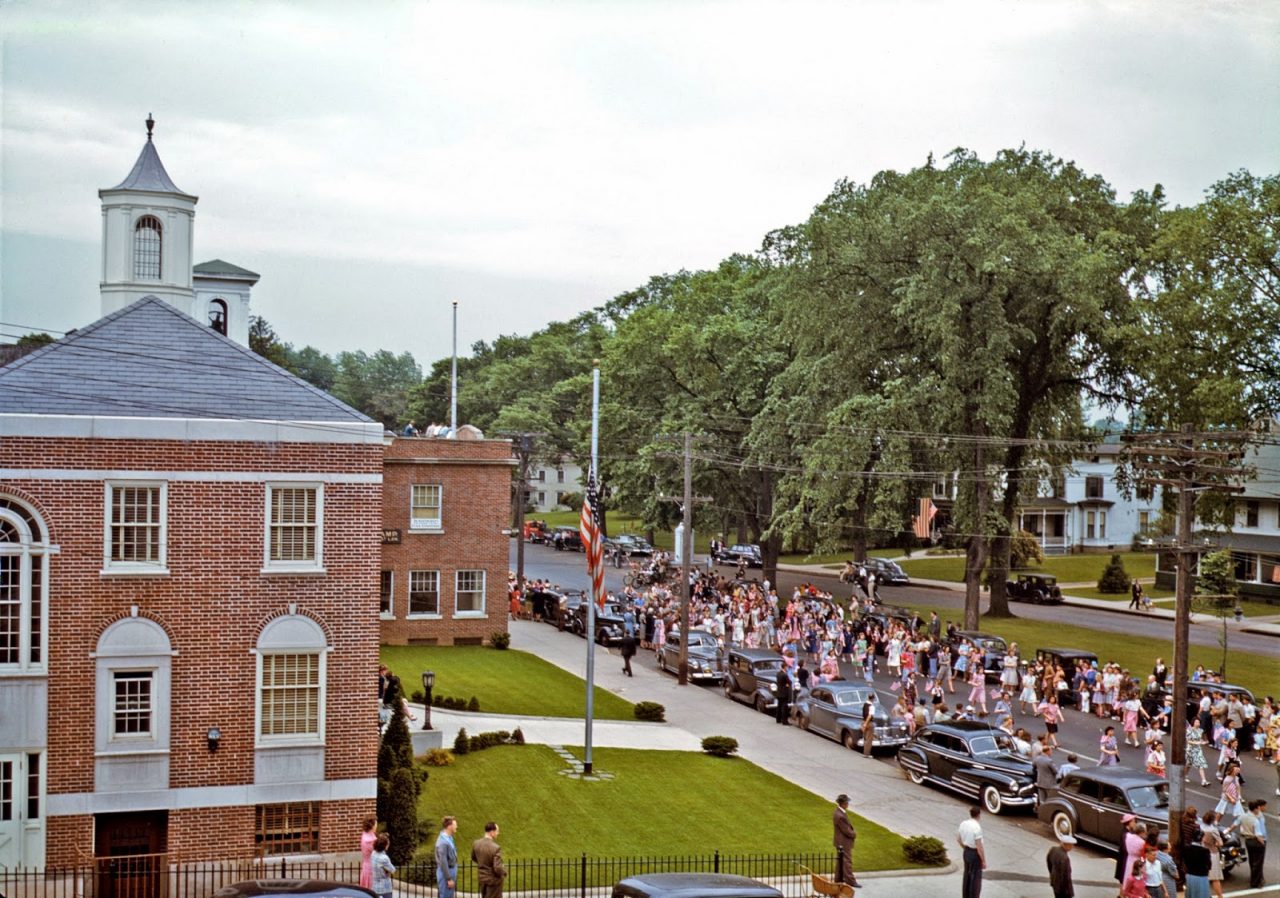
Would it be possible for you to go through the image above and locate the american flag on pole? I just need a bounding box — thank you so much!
[580,472,606,610]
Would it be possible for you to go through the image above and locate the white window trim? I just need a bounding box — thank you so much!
[406,569,442,619]
[93,617,173,757]
[102,480,169,575]
[109,668,157,742]
[453,569,486,618]
[380,571,395,620]
[253,614,329,749]
[408,484,443,533]
[262,483,325,574]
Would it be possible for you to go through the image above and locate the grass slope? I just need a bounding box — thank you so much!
[419,744,919,870]
[899,551,1157,584]
[380,646,635,720]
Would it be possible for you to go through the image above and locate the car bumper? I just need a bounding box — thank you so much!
[688,668,725,681]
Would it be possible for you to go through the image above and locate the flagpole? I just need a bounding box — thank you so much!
[584,362,600,775]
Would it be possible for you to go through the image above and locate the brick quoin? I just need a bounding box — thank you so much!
[1,434,382,864]
[380,436,513,647]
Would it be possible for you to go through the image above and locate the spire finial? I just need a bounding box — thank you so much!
[146,113,155,141]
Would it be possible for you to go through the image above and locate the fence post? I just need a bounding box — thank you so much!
[714,851,720,874]
[580,853,588,898]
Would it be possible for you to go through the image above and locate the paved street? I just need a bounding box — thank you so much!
[510,540,1280,896]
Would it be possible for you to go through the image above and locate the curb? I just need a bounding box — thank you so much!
[858,860,958,879]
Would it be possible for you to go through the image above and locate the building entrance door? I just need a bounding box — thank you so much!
[0,753,42,868]
[95,811,168,898]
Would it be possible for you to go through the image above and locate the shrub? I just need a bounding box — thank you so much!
[453,727,470,754]
[634,701,666,722]
[385,767,420,864]
[421,748,455,767]
[511,727,525,744]
[467,695,481,712]
[701,735,739,757]
[410,689,425,705]
[489,631,511,650]
[902,834,948,866]
[431,693,443,706]
[1097,553,1131,593]
[1010,529,1045,570]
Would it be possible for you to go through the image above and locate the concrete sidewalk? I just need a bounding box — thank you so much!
[497,620,1132,898]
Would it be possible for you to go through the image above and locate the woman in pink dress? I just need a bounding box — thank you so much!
[359,816,377,889]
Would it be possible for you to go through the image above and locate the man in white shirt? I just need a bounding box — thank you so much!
[956,805,986,898]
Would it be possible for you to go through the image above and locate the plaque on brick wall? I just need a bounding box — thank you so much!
[382,528,402,545]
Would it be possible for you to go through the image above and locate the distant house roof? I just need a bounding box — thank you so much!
[0,297,371,423]
[102,138,193,199]
[194,259,261,281]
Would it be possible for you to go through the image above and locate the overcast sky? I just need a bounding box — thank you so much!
[2,0,1277,364]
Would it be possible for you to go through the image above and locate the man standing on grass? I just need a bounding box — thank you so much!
[472,821,508,898]
[435,816,459,898]
[956,806,985,898]
[832,794,863,889]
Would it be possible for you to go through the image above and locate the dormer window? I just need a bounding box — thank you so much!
[134,215,162,280]
[209,299,228,336]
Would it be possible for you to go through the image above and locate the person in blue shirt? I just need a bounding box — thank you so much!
[370,834,396,898]
[435,816,459,898]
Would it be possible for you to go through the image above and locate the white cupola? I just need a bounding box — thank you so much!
[99,115,198,320]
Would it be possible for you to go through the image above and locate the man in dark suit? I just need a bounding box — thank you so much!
[833,794,862,889]
[471,821,508,898]
[775,667,792,725]
[620,632,638,677]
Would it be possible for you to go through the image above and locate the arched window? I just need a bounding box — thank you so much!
[133,215,162,280]
[0,496,49,670]
[209,299,228,336]
[254,613,329,746]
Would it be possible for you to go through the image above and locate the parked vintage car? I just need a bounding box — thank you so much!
[722,647,785,713]
[896,720,1036,814]
[605,533,655,558]
[715,543,763,568]
[1039,767,1177,855]
[657,629,725,682]
[522,519,550,543]
[1177,682,1256,726]
[949,630,1009,674]
[572,600,628,645]
[612,874,782,898]
[862,557,910,586]
[1006,573,1064,604]
[214,882,376,898]
[531,587,585,629]
[855,604,917,642]
[1035,647,1099,706]
[793,683,910,752]
[551,526,585,551]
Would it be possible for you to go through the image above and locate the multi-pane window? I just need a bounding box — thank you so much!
[1245,500,1260,528]
[133,216,162,280]
[456,570,486,614]
[1085,475,1104,499]
[1138,510,1151,533]
[0,498,48,670]
[410,485,442,530]
[0,760,11,823]
[409,570,440,616]
[557,468,565,483]
[107,483,165,567]
[0,549,18,666]
[380,571,394,616]
[255,802,320,855]
[1086,511,1097,540]
[260,654,320,737]
[26,753,39,820]
[112,671,153,737]
[266,485,321,567]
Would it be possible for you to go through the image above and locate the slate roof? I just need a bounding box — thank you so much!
[194,259,261,280]
[0,297,372,422]
[104,139,192,197]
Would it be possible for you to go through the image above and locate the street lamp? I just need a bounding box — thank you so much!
[421,670,435,731]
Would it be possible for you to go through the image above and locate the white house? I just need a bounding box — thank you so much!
[528,457,584,513]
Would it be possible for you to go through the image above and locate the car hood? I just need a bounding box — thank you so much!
[968,752,1033,775]
[686,643,723,659]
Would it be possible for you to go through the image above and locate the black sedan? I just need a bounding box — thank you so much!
[716,543,763,568]
[572,601,628,645]
[949,631,1008,674]
[793,683,909,752]
[722,647,784,713]
[606,534,655,558]
[657,629,725,682]
[896,720,1036,814]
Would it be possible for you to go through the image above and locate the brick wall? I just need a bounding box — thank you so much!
[380,437,513,646]
[0,435,382,864]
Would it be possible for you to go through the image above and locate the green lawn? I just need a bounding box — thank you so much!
[416,744,922,874]
[778,548,900,565]
[1066,585,1175,602]
[895,602,1279,697]
[899,551,1157,584]
[380,646,634,720]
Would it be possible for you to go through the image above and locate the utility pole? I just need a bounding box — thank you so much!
[656,433,712,685]
[1121,424,1250,859]
[498,431,543,593]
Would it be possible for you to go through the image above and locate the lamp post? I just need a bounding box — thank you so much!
[421,670,435,731]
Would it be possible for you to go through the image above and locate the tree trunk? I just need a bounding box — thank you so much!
[963,439,989,630]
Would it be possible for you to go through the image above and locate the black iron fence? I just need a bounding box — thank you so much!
[0,851,849,898]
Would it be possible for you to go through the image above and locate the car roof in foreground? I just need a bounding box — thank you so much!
[213,881,377,898]
[1065,765,1167,786]
[1038,647,1096,657]
[614,873,783,898]
[926,720,1005,734]
[730,647,782,660]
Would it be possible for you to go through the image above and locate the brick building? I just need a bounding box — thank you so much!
[380,434,514,646]
[0,298,384,868]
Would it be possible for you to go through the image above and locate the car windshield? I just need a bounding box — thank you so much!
[968,734,1008,757]
[688,633,716,648]
[979,637,1007,651]
[833,690,869,707]
[753,660,783,672]
[1127,784,1169,809]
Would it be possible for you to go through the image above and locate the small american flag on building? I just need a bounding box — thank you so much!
[579,472,605,608]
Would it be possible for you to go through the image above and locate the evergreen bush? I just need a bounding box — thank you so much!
[1096,553,1131,593]
[634,701,666,722]
[453,727,470,754]
[385,767,420,865]
[902,835,948,866]
[421,748,455,767]
[701,735,739,757]
[467,695,481,712]
[489,631,511,649]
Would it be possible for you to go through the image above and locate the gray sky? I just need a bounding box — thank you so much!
[2,0,1277,363]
